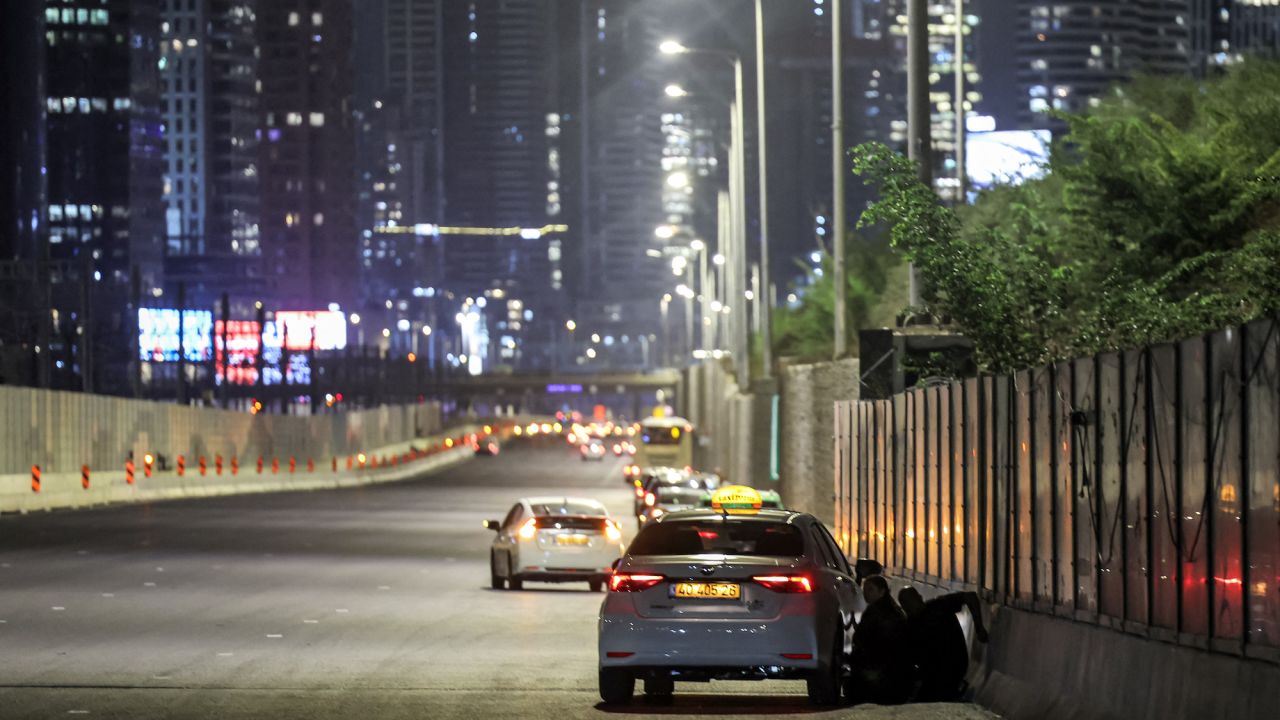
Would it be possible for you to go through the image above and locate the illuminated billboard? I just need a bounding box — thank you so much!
[275,311,348,351]
[965,130,1050,191]
[138,309,213,363]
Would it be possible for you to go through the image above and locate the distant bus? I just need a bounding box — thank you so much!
[634,415,694,470]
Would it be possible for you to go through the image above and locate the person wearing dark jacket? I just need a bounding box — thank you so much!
[898,586,989,701]
[848,575,912,704]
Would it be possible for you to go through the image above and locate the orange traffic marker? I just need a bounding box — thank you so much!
[125,459,136,485]
[177,455,186,477]
[81,464,90,490]
[31,465,41,493]
[199,456,207,477]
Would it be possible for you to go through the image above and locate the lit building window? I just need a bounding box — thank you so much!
[288,12,300,26]
[309,112,325,127]
[287,112,303,126]
[312,12,323,26]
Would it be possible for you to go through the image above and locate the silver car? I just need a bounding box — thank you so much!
[597,508,865,706]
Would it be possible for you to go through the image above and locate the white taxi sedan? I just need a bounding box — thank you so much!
[597,492,865,706]
[485,497,624,592]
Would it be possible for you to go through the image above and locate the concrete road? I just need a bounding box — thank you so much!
[0,442,996,719]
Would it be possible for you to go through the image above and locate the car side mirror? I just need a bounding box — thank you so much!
[854,558,884,583]
[483,520,502,531]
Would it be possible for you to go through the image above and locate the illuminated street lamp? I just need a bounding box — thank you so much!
[565,319,576,332]
[586,347,598,359]
[666,171,690,190]
[658,40,687,55]
[654,225,676,240]
[422,325,432,336]
[664,83,689,98]
[591,333,601,344]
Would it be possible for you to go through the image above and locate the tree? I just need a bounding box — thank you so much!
[849,59,1280,372]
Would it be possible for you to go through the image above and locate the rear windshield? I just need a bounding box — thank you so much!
[641,426,685,445]
[530,501,603,516]
[628,519,805,557]
[536,516,607,531]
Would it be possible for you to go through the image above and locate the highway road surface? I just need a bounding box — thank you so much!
[0,440,997,719]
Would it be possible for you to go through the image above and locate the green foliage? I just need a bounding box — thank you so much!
[771,232,902,362]
[849,59,1280,372]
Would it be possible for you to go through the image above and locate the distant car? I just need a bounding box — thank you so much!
[581,440,607,461]
[598,500,866,706]
[638,484,706,525]
[473,437,500,456]
[633,468,718,519]
[485,497,624,592]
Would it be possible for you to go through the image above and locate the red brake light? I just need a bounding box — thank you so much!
[752,575,813,593]
[609,573,665,592]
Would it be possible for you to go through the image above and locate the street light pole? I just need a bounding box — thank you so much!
[907,0,933,307]
[755,0,773,381]
[954,0,967,202]
[831,0,847,360]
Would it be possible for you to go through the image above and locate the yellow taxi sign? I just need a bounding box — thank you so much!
[710,485,763,515]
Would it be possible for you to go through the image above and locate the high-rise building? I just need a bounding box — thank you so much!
[576,0,667,341]
[256,0,356,310]
[159,0,262,313]
[0,1,166,391]
[1190,0,1280,72]
[1015,1,1191,127]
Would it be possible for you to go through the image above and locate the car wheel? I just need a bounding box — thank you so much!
[643,677,674,697]
[506,553,523,590]
[599,667,634,705]
[806,632,843,706]
[589,579,603,593]
[489,552,505,590]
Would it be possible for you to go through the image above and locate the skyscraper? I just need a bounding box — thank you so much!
[1190,0,1280,72]
[159,0,262,313]
[256,0,356,310]
[0,0,166,391]
[1015,1,1191,127]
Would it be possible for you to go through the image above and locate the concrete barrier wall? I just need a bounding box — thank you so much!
[778,358,858,525]
[0,386,442,476]
[0,436,478,515]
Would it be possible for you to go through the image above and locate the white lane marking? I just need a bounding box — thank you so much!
[1,563,10,568]
[52,607,66,611]
[155,567,165,573]
[68,711,89,715]
[76,550,89,556]
[216,652,234,657]
[152,675,171,680]
[143,582,157,587]
[0,619,7,623]
[101,593,115,598]
[335,609,349,613]
[377,586,391,590]
[266,634,283,638]
[303,620,319,624]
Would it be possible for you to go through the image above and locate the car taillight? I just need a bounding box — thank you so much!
[610,573,665,592]
[605,521,622,542]
[752,575,813,593]
[644,492,655,507]
[517,517,538,540]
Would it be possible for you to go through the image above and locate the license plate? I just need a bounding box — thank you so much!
[671,582,741,599]
[555,534,590,546]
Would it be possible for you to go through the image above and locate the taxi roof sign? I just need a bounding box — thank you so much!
[710,485,763,515]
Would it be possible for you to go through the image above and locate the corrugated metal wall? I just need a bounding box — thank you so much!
[0,390,442,474]
[834,316,1280,662]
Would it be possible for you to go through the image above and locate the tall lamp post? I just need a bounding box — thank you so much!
[831,0,847,360]
[660,40,748,385]
[754,0,773,381]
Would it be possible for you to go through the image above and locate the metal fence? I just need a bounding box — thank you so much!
[834,317,1280,663]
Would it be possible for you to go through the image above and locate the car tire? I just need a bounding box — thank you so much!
[489,552,505,590]
[506,553,523,591]
[643,677,674,697]
[589,579,603,593]
[806,632,843,706]
[599,667,634,705]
